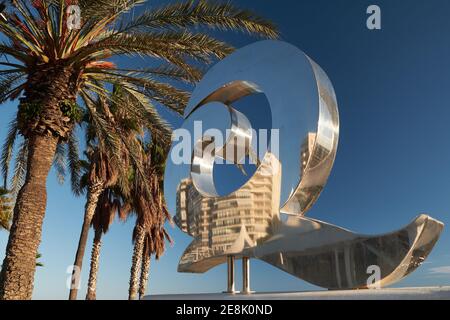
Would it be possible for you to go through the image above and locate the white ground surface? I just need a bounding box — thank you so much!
[145,286,450,300]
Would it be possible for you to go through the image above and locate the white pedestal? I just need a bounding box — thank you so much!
[144,286,450,300]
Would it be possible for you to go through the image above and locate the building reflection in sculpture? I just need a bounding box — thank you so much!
[175,153,282,272]
[254,213,443,289]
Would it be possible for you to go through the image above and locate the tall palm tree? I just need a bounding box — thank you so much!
[84,143,169,300]
[83,139,169,300]
[128,142,170,300]
[68,86,152,300]
[76,86,150,300]
[0,89,142,299]
[0,0,278,299]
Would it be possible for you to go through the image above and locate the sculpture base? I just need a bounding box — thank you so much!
[144,286,450,300]
[222,291,240,294]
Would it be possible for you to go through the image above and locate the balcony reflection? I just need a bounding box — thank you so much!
[176,153,282,272]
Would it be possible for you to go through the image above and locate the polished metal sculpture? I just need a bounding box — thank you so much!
[164,40,444,291]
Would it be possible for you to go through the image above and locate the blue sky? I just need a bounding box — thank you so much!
[1,0,450,299]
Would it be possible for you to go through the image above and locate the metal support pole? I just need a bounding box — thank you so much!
[242,257,253,294]
[224,255,238,294]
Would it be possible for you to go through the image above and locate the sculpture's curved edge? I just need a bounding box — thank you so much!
[375,215,444,289]
[254,214,444,290]
[281,56,340,215]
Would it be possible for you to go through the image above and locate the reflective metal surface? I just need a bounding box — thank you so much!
[253,214,443,289]
[225,256,238,294]
[164,40,444,290]
[242,257,252,294]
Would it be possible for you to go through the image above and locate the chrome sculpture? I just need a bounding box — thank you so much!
[164,40,444,291]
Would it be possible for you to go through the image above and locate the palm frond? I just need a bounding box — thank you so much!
[87,71,190,115]
[119,85,173,143]
[0,43,33,63]
[1,118,18,188]
[115,64,204,84]
[75,0,145,21]
[0,71,25,103]
[53,142,66,184]
[72,31,235,66]
[119,0,279,39]
[10,139,28,197]
[68,130,83,196]
[80,88,123,160]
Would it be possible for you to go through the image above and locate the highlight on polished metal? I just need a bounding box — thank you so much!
[163,40,444,291]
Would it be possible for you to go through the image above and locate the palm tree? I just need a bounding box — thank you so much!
[0,95,130,299]
[0,0,277,299]
[84,143,169,300]
[77,86,149,300]
[128,142,170,300]
[68,86,152,300]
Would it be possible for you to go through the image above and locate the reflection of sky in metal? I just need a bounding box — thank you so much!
[169,93,272,198]
[165,41,323,219]
[213,94,272,196]
[194,46,317,209]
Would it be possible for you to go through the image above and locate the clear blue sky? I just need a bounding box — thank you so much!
[1,0,450,299]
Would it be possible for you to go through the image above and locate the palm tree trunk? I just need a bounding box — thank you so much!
[128,224,145,300]
[0,134,58,300]
[86,229,102,300]
[138,253,151,299]
[69,182,104,300]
